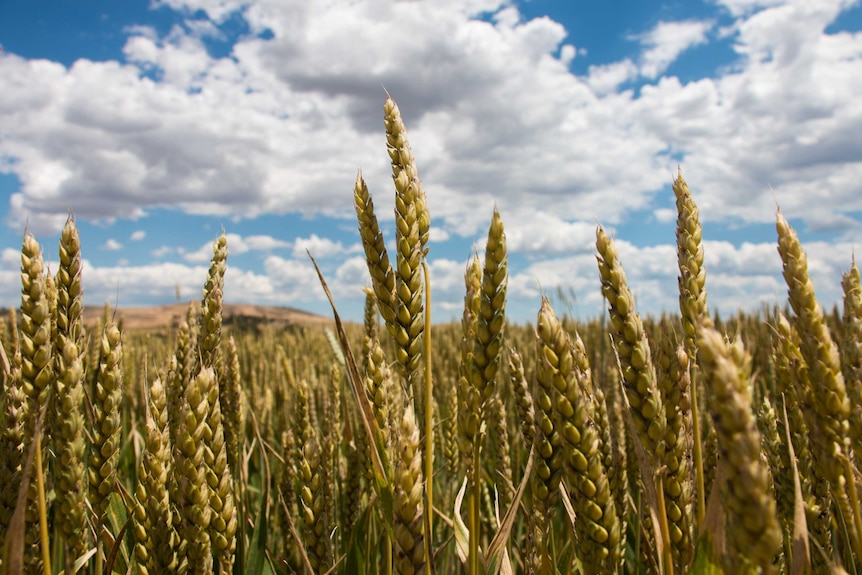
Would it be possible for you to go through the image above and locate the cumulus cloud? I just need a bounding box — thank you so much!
[184,232,291,263]
[1,0,861,321]
[292,234,359,259]
[130,230,146,241]
[637,1,862,231]
[152,245,174,258]
[102,238,123,250]
[0,0,669,239]
[3,0,859,240]
[512,234,856,319]
[716,0,790,17]
[586,59,639,95]
[635,20,714,79]
[504,212,598,256]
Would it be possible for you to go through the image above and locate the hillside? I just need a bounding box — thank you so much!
[79,302,330,331]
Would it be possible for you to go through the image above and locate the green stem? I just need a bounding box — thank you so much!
[384,531,393,575]
[689,362,705,528]
[235,465,246,575]
[655,473,673,575]
[422,259,434,574]
[35,438,51,575]
[469,434,481,575]
[843,457,862,565]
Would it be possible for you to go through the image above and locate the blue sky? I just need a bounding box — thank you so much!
[1,0,861,324]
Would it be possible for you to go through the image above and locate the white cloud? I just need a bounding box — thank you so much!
[1,0,861,322]
[653,208,677,223]
[560,44,577,66]
[184,18,225,40]
[586,59,638,95]
[263,254,325,301]
[184,232,290,263]
[504,212,598,256]
[0,222,854,327]
[130,230,146,241]
[152,245,174,258]
[77,259,211,303]
[636,2,862,231]
[241,234,292,251]
[0,0,670,240]
[715,0,792,18]
[102,238,123,251]
[511,231,857,320]
[636,20,714,79]
[1,0,859,241]
[1,248,20,269]
[292,234,358,259]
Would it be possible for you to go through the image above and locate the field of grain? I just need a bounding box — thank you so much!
[1,96,861,575]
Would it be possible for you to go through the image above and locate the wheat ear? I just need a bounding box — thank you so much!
[673,170,707,528]
[697,321,781,572]
[52,217,89,561]
[537,299,620,573]
[777,211,862,558]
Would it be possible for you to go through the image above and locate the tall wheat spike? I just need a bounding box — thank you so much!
[197,233,226,371]
[393,403,425,575]
[596,225,667,457]
[457,254,483,572]
[537,299,620,573]
[457,254,482,471]
[19,233,52,439]
[772,311,833,571]
[174,367,214,575]
[355,175,398,332]
[841,258,862,465]
[205,368,237,572]
[168,302,197,452]
[220,335,243,473]
[776,211,860,557]
[757,396,794,550]
[192,233,236,570]
[508,346,535,449]
[673,170,708,528]
[133,376,178,574]
[655,325,693,571]
[299,434,329,572]
[468,208,508,410]
[529,303,565,575]
[52,217,89,561]
[698,321,781,572]
[384,96,425,398]
[0,311,27,571]
[89,308,123,529]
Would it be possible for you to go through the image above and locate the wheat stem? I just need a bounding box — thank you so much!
[422,259,433,574]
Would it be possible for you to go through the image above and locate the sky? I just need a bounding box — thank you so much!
[1,0,861,325]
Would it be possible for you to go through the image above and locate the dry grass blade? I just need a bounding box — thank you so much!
[699,460,727,558]
[104,514,131,575]
[610,337,667,571]
[307,252,392,501]
[485,444,535,575]
[2,410,42,575]
[0,343,9,379]
[782,399,811,575]
[453,478,470,565]
[280,493,316,575]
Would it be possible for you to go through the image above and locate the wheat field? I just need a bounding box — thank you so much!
[1,95,861,575]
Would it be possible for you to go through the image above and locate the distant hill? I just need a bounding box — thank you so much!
[80,303,330,331]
